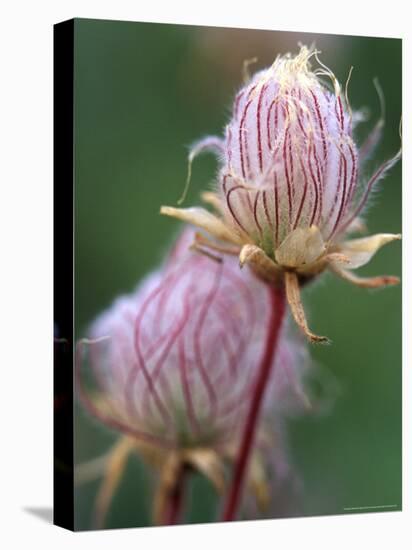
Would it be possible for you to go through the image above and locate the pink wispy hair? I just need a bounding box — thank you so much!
[77,230,310,450]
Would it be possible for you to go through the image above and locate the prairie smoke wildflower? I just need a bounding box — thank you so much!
[161,46,401,342]
[76,232,309,526]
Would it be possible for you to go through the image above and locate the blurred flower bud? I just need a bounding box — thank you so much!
[76,231,309,525]
[79,231,310,446]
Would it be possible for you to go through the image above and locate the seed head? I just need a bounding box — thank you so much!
[222,46,357,250]
[78,231,307,447]
[161,46,401,342]
[76,231,309,524]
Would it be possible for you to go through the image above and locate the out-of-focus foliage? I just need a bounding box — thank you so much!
[74,19,401,530]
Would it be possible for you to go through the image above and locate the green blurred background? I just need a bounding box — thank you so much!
[73,18,402,530]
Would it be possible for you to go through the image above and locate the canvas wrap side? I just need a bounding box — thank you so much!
[53,18,75,531]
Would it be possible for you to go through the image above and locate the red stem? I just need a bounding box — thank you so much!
[222,285,286,521]
[162,469,187,525]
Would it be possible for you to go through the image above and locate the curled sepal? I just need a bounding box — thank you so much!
[152,451,183,526]
[222,438,271,513]
[160,205,243,245]
[337,233,401,269]
[329,264,400,289]
[239,244,283,284]
[192,231,240,257]
[75,452,112,486]
[284,271,330,344]
[275,226,326,269]
[200,191,225,214]
[152,448,226,525]
[247,453,270,513]
[182,448,225,494]
[323,252,351,266]
[92,436,136,529]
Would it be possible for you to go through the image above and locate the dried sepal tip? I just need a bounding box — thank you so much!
[330,264,400,289]
[284,271,330,344]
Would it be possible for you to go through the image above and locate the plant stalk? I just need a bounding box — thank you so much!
[222,285,286,521]
[162,468,187,525]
